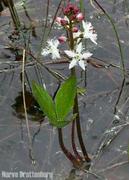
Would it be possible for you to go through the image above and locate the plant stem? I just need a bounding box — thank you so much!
[58,128,82,168]
[71,119,84,161]
[71,69,91,163]
[68,19,91,163]
[68,26,82,160]
[75,94,91,162]
[3,0,21,29]
[79,0,85,14]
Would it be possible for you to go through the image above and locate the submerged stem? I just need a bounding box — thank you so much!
[71,68,91,163]
[58,128,82,168]
[71,120,84,161]
[75,95,91,162]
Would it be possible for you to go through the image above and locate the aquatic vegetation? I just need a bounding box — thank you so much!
[32,75,77,128]
[42,2,97,71]
[1,0,129,179]
[0,0,21,29]
[32,0,97,168]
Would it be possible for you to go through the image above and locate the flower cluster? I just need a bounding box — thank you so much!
[41,2,97,71]
[56,4,84,28]
[63,3,80,21]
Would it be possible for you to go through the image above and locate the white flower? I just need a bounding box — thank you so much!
[41,39,60,59]
[82,21,97,45]
[64,43,92,70]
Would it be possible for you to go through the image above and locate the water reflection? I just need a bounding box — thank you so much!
[12,90,44,122]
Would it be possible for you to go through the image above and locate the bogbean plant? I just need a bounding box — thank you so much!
[32,1,97,168]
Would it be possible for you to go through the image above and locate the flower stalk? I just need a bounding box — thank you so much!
[71,119,84,162]
[58,128,83,168]
[71,68,91,163]
[41,1,97,167]
[67,7,91,163]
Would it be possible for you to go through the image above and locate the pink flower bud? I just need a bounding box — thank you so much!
[56,17,62,24]
[72,27,78,32]
[63,3,79,16]
[58,36,67,43]
[76,13,84,21]
[60,19,68,26]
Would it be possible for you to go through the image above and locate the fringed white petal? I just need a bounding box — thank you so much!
[78,60,85,70]
[82,21,97,45]
[51,50,60,59]
[69,59,77,69]
[82,52,92,59]
[64,50,75,58]
[41,49,49,56]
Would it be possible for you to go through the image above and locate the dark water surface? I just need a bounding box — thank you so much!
[0,0,129,179]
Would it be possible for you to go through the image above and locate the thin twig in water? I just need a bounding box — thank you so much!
[22,49,35,164]
[114,77,125,114]
[48,0,64,37]
[98,161,129,173]
[93,0,125,78]
[90,0,127,162]
[89,0,98,10]
[82,169,105,180]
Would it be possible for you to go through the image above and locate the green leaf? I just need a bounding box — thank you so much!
[53,120,70,128]
[32,81,57,125]
[32,76,77,128]
[55,75,77,121]
[53,113,77,128]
